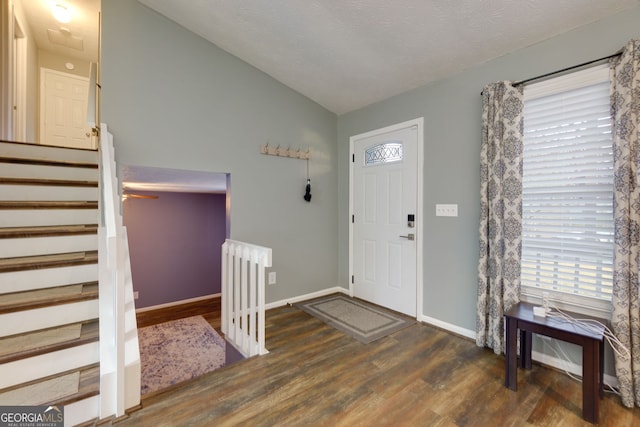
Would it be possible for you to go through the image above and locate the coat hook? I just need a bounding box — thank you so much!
[260,142,311,160]
[277,145,289,157]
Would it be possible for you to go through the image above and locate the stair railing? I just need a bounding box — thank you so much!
[98,124,140,418]
[221,239,272,357]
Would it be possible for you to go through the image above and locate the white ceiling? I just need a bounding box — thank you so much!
[18,0,100,63]
[20,1,638,191]
[138,0,638,115]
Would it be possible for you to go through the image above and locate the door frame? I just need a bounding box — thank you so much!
[348,117,424,319]
[1,0,13,140]
[12,15,26,142]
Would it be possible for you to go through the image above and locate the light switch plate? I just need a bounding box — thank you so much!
[435,204,458,217]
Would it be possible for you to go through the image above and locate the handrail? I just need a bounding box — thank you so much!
[98,124,139,418]
[99,127,118,239]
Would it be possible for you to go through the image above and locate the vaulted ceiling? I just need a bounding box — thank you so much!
[138,0,638,115]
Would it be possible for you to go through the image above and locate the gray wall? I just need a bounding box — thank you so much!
[102,0,639,374]
[101,0,338,304]
[337,6,640,334]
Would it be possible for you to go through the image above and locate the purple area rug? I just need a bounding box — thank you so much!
[138,316,226,395]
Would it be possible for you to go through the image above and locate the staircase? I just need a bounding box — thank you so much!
[0,141,101,423]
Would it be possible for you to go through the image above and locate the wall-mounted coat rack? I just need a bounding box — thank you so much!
[260,143,310,160]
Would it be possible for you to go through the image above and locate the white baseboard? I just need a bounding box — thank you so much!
[532,349,581,376]
[135,293,221,313]
[419,314,476,340]
[265,287,348,310]
[531,350,618,390]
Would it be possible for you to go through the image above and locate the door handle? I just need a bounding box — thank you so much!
[399,233,415,241]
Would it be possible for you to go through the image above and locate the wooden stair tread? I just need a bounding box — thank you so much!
[0,177,98,187]
[0,224,99,238]
[0,282,99,313]
[0,200,98,209]
[0,363,100,407]
[0,320,99,364]
[0,250,98,273]
[63,364,101,406]
[0,141,104,413]
[0,156,98,169]
[0,139,98,152]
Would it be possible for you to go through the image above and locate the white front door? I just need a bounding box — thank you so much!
[40,68,92,149]
[350,119,422,317]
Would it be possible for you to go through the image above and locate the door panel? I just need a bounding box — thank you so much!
[388,242,402,289]
[363,239,377,282]
[352,123,418,316]
[41,68,91,149]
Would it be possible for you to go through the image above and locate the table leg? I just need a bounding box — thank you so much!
[505,317,518,390]
[599,339,604,399]
[582,340,599,424]
[520,330,532,370]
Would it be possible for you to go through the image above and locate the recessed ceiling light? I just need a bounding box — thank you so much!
[53,4,71,24]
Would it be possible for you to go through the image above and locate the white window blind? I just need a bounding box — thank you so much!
[521,65,614,305]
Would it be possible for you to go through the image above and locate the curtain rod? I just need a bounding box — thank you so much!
[480,50,622,95]
[512,51,622,87]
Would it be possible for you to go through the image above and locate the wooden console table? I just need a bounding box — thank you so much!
[504,302,605,424]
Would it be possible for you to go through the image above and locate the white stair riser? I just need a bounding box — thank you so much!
[64,395,100,427]
[0,341,99,389]
[0,234,98,258]
[1,162,98,182]
[0,185,98,201]
[0,209,98,227]
[1,264,98,294]
[0,299,99,338]
[0,143,97,164]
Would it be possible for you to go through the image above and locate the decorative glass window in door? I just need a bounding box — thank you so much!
[364,141,403,166]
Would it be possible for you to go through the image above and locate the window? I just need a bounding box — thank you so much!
[364,141,403,166]
[521,64,613,313]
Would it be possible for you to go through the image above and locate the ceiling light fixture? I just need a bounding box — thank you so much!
[52,4,71,23]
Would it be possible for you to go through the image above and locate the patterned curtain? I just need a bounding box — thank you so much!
[611,39,640,408]
[476,82,524,354]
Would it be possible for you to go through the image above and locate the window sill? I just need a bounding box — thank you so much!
[520,287,612,320]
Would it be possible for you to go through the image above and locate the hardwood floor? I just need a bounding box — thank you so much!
[119,303,640,427]
[135,297,222,332]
